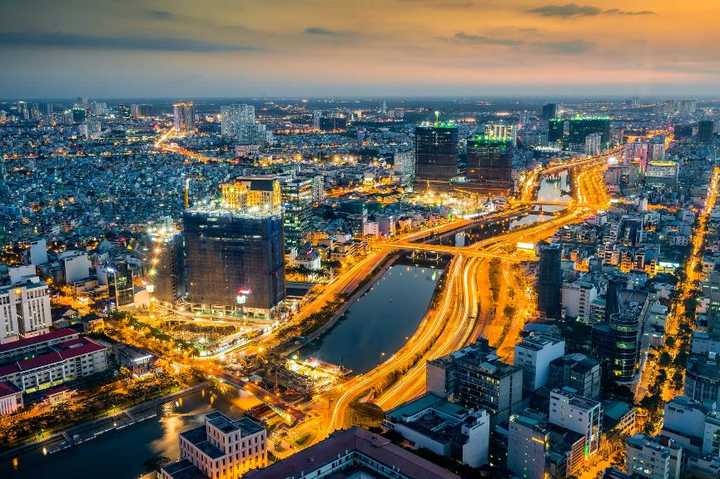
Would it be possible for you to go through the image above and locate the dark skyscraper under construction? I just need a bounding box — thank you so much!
[414,118,459,188]
[466,134,513,189]
[183,177,286,319]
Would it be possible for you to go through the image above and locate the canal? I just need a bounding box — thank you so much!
[300,262,442,373]
[2,388,251,479]
[537,170,572,203]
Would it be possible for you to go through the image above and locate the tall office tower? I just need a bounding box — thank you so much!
[173,102,194,132]
[484,122,517,146]
[698,120,715,144]
[282,177,313,252]
[147,223,184,304]
[0,279,52,342]
[537,243,562,319]
[585,132,602,155]
[107,261,135,309]
[548,388,602,456]
[427,338,523,425]
[593,308,643,385]
[549,117,610,150]
[183,177,285,319]
[542,103,558,120]
[466,135,513,187]
[414,119,459,186]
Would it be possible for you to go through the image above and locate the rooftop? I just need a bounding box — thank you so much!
[244,427,460,479]
[0,328,79,354]
[160,459,206,479]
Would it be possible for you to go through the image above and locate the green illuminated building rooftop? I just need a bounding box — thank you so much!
[470,134,513,145]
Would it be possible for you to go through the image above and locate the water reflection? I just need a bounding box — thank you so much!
[2,389,240,479]
[300,264,441,373]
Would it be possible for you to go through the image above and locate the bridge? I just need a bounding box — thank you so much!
[373,240,536,262]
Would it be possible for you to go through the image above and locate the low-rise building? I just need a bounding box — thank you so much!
[549,388,602,456]
[515,333,565,392]
[0,381,22,415]
[385,393,490,467]
[626,434,682,479]
[161,411,267,479]
[427,339,523,425]
[0,333,108,393]
[547,353,602,400]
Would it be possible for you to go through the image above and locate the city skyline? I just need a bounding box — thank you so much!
[1,1,719,98]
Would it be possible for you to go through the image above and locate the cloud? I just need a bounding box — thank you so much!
[528,3,654,18]
[532,40,594,54]
[397,0,476,8]
[452,32,522,46]
[303,27,352,37]
[604,8,655,16]
[144,9,176,20]
[0,32,259,52]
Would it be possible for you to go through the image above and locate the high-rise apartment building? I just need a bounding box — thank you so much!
[0,279,52,343]
[537,243,563,319]
[183,177,285,319]
[221,104,271,145]
[585,132,602,156]
[173,102,194,132]
[414,120,459,186]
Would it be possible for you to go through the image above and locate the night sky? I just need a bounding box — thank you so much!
[1,0,717,98]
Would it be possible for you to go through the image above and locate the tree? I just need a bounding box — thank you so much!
[659,352,672,367]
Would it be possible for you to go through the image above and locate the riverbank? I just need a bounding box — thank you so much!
[282,253,400,356]
[0,382,209,461]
